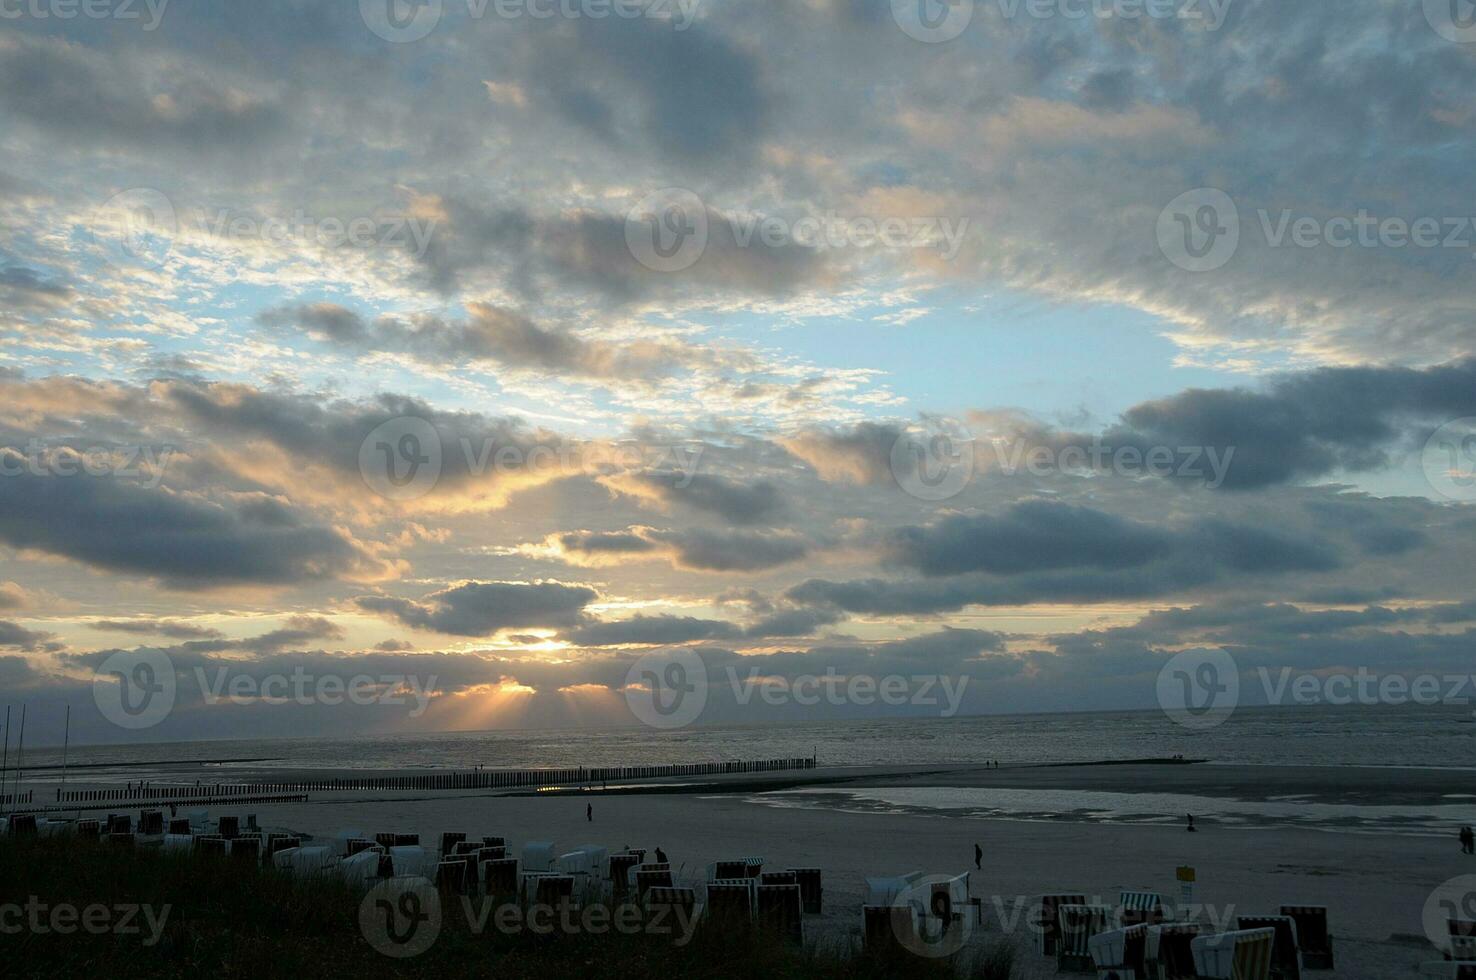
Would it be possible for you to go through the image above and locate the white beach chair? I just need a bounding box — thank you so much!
[523,841,556,872]
[1090,923,1149,979]
[1191,928,1276,980]
[338,848,382,887]
[386,845,432,878]
[330,829,367,857]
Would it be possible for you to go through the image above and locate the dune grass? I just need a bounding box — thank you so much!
[0,835,1015,979]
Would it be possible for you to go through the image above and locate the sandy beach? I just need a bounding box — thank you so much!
[36,759,1467,977]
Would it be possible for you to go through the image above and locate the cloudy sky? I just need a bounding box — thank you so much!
[3,0,1476,746]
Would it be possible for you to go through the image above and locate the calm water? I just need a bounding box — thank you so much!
[18,703,1476,774]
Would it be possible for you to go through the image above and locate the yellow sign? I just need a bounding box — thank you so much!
[1176,866,1196,883]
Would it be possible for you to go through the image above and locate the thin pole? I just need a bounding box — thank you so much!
[12,705,24,810]
[0,706,9,816]
[59,704,71,813]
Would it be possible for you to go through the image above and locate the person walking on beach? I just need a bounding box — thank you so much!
[974,843,982,870]
[586,803,593,823]
[1460,826,1474,854]
[1186,813,1197,833]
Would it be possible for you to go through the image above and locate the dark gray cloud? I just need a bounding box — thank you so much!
[623,472,787,525]
[357,581,598,636]
[91,619,226,640]
[0,620,52,651]
[562,615,743,647]
[0,464,388,589]
[647,528,809,572]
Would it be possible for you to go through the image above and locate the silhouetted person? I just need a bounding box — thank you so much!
[1186,813,1197,833]
[586,803,593,822]
[974,843,982,870]
[1461,826,1474,854]
[655,846,668,864]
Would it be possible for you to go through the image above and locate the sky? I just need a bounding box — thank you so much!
[3,0,1476,747]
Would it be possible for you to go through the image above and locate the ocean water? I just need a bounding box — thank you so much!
[17,702,1476,774]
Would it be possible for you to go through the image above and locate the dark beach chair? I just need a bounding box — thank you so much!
[761,871,798,887]
[1034,893,1087,955]
[532,874,575,911]
[608,853,641,896]
[217,815,239,839]
[705,879,756,925]
[1278,906,1333,970]
[435,858,467,894]
[168,818,191,835]
[789,867,823,914]
[194,835,227,856]
[440,832,465,856]
[643,886,697,932]
[230,836,261,862]
[1145,922,1202,980]
[1238,915,1302,979]
[711,860,747,880]
[1057,903,1113,973]
[756,883,803,943]
[634,867,673,898]
[138,810,164,835]
[76,819,101,838]
[483,857,519,897]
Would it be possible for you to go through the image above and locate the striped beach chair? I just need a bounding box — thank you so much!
[439,832,465,856]
[756,882,803,943]
[1121,890,1167,927]
[1058,903,1115,973]
[1278,906,1332,970]
[705,879,756,924]
[1033,893,1088,955]
[789,867,823,914]
[710,860,748,880]
[1145,922,1202,980]
[608,853,641,896]
[482,857,519,897]
[741,856,765,878]
[1191,928,1276,980]
[1089,923,1149,979]
[1237,915,1302,979]
[643,886,697,932]
[632,865,673,898]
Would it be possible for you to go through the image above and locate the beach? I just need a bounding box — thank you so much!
[34,759,1467,977]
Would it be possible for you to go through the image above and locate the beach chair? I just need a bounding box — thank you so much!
[866,873,925,907]
[789,867,823,914]
[710,860,748,881]
[761,871,798,887]
[742,856,764,878]
[440,832,465,856]
[1278,906,1332,969]
[1145,922,1202,980]
[482,836,506,848]
[162,833,193,854]
[107,814,132,834]
[532,874,576,911]
[1237,915,1302,979]
[1452,921,1476,960]
[863,904,916,951]
[345,837,378,856]
[1452,937,1476,962]
[644,886,698,933]
[387,845,433,878]
[1121,890,1167,927]
[108,831,136,847]
[435,858,468,894]
[394,833,419,847]
[1090,923,1149,979]
[608,853,641,895]
[139,810,164,835]
[168,818,191,835]
[1191,928,1276,980]
[705,879,756,925]
[452,841,481,856]
[1033,893,1088,955]
[339,849,382,887]
[756,883,803,943]
[483,858,519,897]
[522,841,556,872]
[187,810,209,832]
[1058,903,1115,973]
[218,816,240,839]
[77,819,101,839]
[265,835,302,862]
[230,836,261,863]
[633,866,674,898]
[195,835,228,857]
